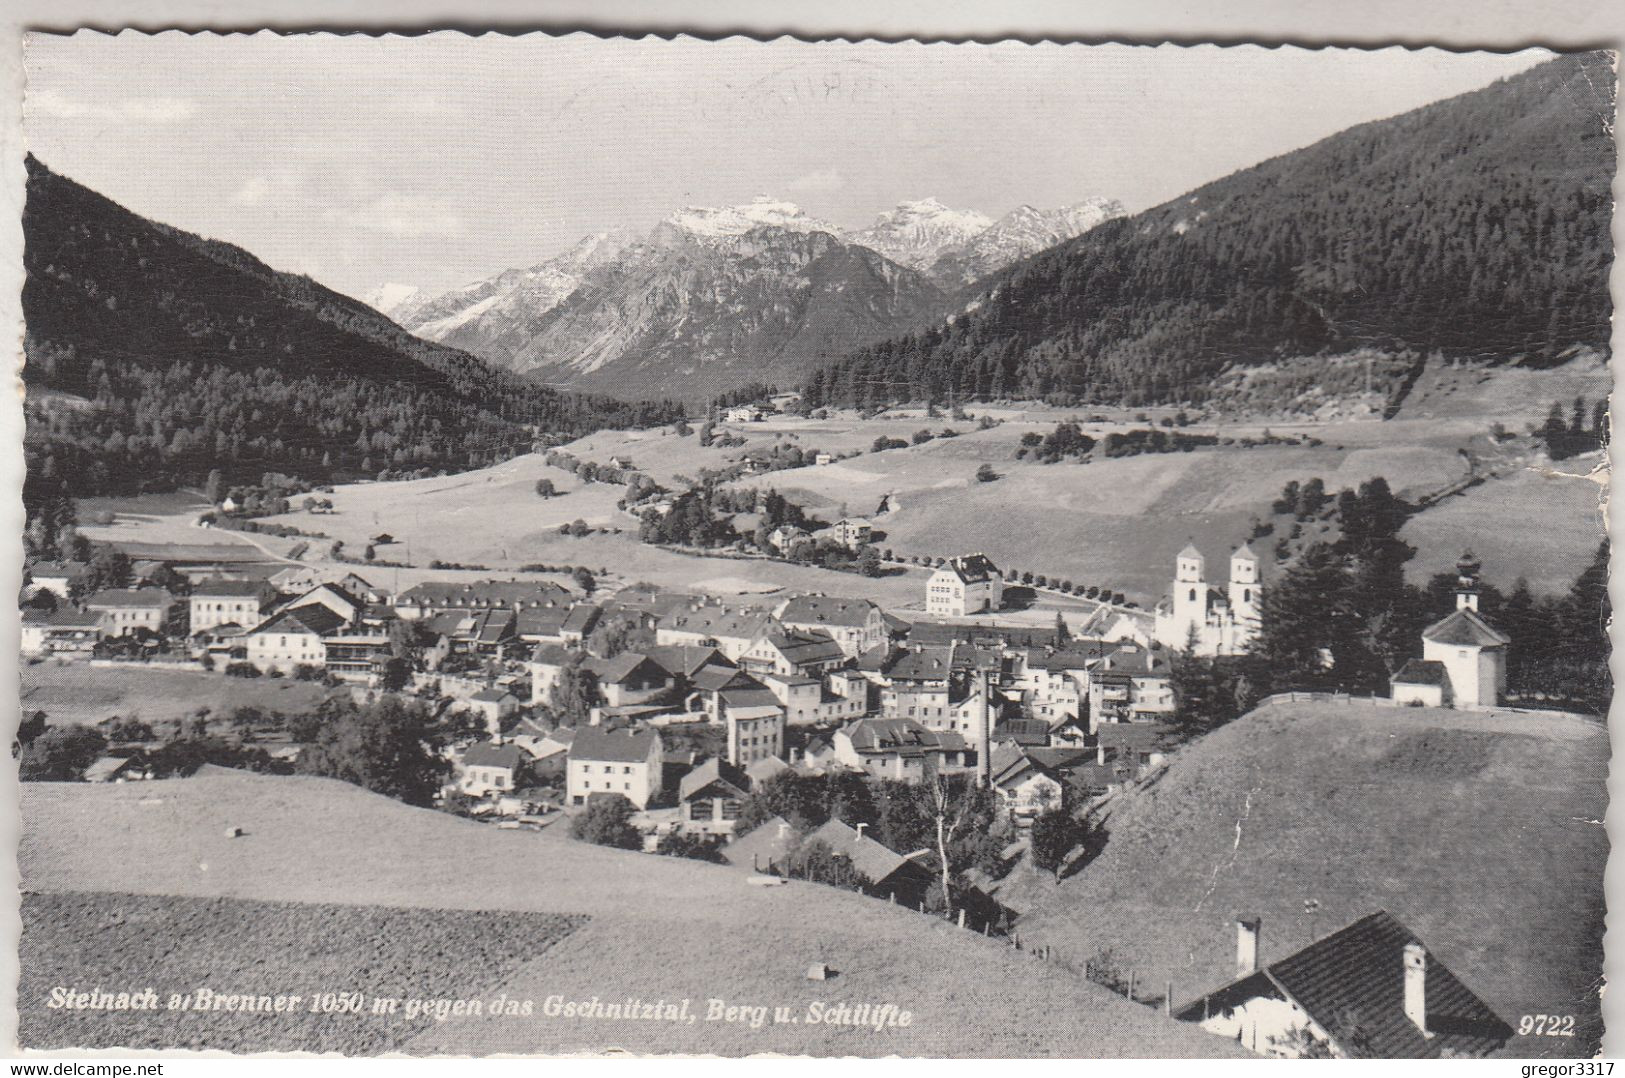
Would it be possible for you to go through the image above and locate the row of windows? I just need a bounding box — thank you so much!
[578,763,636,774]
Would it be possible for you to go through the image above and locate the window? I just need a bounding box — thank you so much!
[603,765,612,774]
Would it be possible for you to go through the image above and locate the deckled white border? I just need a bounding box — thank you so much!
[0,10,1620,1068]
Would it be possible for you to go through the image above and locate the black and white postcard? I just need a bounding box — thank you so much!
[10,31,1615,1059]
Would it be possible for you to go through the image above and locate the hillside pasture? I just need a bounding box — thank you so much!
[19,663,337,730]
[1400,464,1605,594]
[19,769,1240,1057]
[1003,701,1607,1058]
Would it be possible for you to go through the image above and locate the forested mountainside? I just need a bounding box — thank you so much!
[21,155,682,498]
[803,52,1615,410]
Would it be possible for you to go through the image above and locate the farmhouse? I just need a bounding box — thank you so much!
[767,525,809,554]
[83,588,173,636]
[567,725,664,808]
[459,741,527,797]
[189,577,273,635]
[776,595,888,658]
[1154,542,1261,657]
[1175,913,1511,1059]
[926,554,1003,617]
[739,629,847,679]
[678,757,752,834]
[832,717,975,782]
[585,652,676,708]
[20,608,103,657]
[279,581,368,626]
[245,605,346,673]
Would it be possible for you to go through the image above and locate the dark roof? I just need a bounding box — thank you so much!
[720,686,783,711]
[29,561,85,579]
[462,741,525,770]
[568,724,662,764]
[1421,608,1510,648]
[643,644,729,680]
[586,651,669,686]
[657,606,774,640]
[397,578,571,609]
[804,819,930,885]
[1180,911,1511,1058]
[515,606,572,637]
[721,815,801,870]
[529,642,576,666]
[22,608,102,628]
[678,757,751,802]
[83,587,172,608]
[779,595,880,629]
[469,688,516,703]
[1096,722,1175,752]
[841,717,966,755]
[252,604,345,637]
[993,719,1051,747]
[884,647,953,681]
[764,630,846,666]
[561,605,600,633]
[1391,659,1449,687]
[692,665,760,693]
[936,552,999,584]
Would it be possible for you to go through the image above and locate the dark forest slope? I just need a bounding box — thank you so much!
[22,155,680,497]
[804,52,1614,409]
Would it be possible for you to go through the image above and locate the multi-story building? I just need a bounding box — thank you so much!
[925,554,1003,617]
[567,725,664,809]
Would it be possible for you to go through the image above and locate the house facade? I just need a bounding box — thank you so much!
[567,725,664,808]
[926,554,1003,617]
[84,588,174,636]
[776,596,888,658]
[189,578,272,634]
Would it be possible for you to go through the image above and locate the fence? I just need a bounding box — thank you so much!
[1254,690,1594,723]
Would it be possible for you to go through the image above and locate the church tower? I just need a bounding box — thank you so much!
[1229,542,1261,624]
[1173,542,1208,640]
[1454,550,1483,611]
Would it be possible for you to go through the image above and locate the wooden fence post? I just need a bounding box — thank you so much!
[1127,970,1136,1002]
[958,909,967,929]
[1164,983,1172,1017]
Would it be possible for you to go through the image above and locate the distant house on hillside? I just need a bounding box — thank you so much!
[1175,912,1511,1058]
[926,554,1003,617]
[829,517,872,549]
[724,406,764,423]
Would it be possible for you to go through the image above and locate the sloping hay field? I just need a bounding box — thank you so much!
[1003,701,1607,1058]
[20,769,1238,1057]
[20,663,337,729]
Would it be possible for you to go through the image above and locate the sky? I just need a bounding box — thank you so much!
[24,33,1548,299]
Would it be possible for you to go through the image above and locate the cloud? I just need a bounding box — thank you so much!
[341,193,465,238]
[28,89,198,124]
[786,168,847,195]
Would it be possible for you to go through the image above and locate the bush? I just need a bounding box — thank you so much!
[976,463,999,482]
[570,794,642,849]
[224,661,262,678]
[656,831,727,863]
[291,663,324,682]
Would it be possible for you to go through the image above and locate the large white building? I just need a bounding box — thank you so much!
[1392,553,1509,710]
[567,725,664,809]
[925,553,1003,617]
[1153,542,1261,656]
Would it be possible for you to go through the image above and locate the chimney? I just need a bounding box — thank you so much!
[975,670,992,786]
[1235,917,1261,977]
[1403,942,1432,1037]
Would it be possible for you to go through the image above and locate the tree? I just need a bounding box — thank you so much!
[856,546,882,577]
[782,839,868,890]
[204,468,224,505]
[535,477,557,498]
[976,463,999,483]
[14,710,48,758]
[1029,807,1081,882]
[295,696,452,807]
[83,546,132,593]
[549,658,602,726]
[571,566,597,596]
[570,794,641,849]
[19,723,107,781]
[656,830,725,862]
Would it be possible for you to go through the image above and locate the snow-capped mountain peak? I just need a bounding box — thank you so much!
[663,196,839,239]
[363,282,421,318]
[848,198,995,272]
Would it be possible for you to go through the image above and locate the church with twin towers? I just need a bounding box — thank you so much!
[1153,541,1263,657]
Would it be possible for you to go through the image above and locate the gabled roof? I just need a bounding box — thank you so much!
[779,595,880,628]
[22,608,103,629]
[993,719,1051,747]
[1232,542,1260,563]
[762,630,846,666]
[721,815,801,870]
[692,665,761,694]
[529,642,576,666]
[803,819,930,886]
[586,651,669,687]
[1178,911,1511,1059]
[83,587,172,608]
[469,688,516,703]
[1178,542,1204,561]
[396,578,571,609]
[745,755,790,784]
[1421,608,1510,648]
[657,606,775,641]
[250,604,345,637]
[561,604,601,633]
[1391,659,1449,687]
[643,644,730,680]
[568,724,662,764]
[678,757,751,802]
[462,741,525,770]
[841,717,966,755]
[1096,722,1175,752]
[883,647,953,682]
